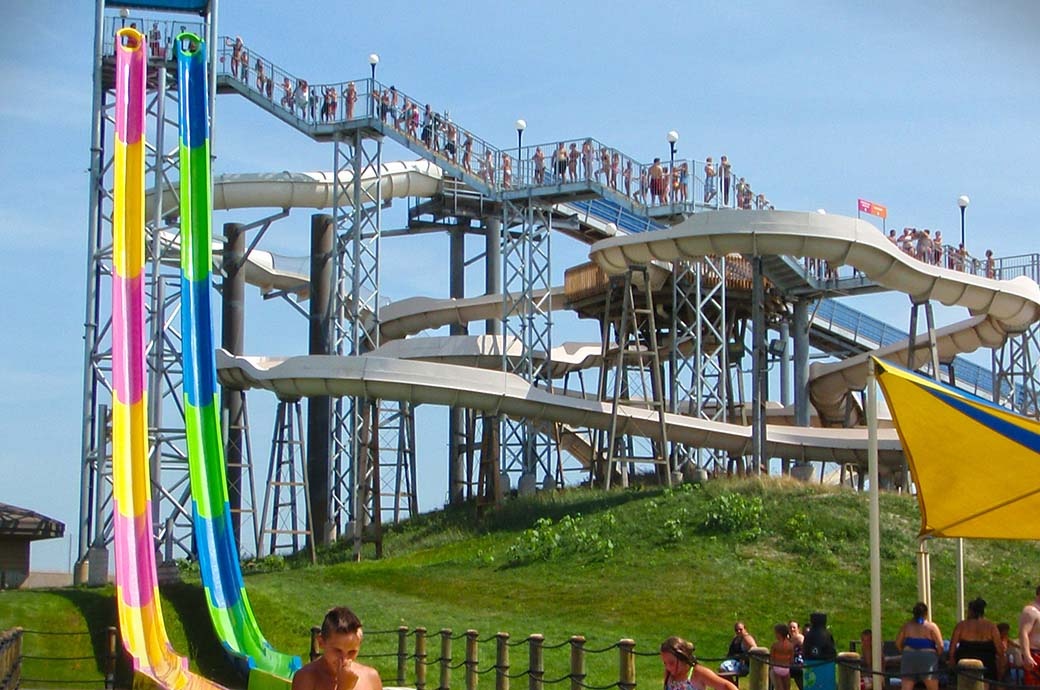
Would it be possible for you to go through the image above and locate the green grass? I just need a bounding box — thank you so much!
[4,478,1040,689]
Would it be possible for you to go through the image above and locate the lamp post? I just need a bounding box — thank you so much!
[369,53,379,81]
[515,119,526,185]
[667,130,679,203]
[958,195,970,249]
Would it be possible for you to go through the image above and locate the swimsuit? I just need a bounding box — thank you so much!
[1025,650,1040,687]
[901,637,939,681]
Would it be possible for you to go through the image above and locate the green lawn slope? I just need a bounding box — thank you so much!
[4,478,1038,688]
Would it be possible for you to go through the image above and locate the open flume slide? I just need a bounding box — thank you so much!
[589,209,1040,415]
[176,36,299,687]
[217,351,905,467]
[110,27,228,690]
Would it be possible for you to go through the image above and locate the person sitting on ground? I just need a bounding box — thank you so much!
[720,621,756,676]
[949,597,1004,683]
[293,606,383,690]
[661,636,739,690]
[896,602,943,690]
[771,623,795,690]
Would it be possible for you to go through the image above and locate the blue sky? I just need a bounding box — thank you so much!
[2,1,1038,571]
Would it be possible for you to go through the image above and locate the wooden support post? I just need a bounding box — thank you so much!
[528,634,544,690]
[570,635,587,690]
[466,630,479,690]
[618,639,636,690]
[956,659,985,690]
[310,626,322,662]
[747,646,770,690]
[496,632,510,690]
[441,629,453,690]
[397,626,410,686]
[415,627,428,690]
[837,652,860,690]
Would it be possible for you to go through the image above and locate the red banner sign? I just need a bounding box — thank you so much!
[858,198,887,219]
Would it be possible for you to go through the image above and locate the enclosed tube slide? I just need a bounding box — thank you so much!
[176,35,300,685]
[111,27,228,690]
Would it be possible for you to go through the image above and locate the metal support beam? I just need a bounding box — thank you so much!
[793,300,811,427]
[751,257,766,475]
[308,213,334,547]
[499,200,553,492]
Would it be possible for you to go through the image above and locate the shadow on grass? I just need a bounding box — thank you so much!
[51,586,132,685]
[160,581,243,686]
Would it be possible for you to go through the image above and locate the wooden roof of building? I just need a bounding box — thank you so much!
[0,503,65,541]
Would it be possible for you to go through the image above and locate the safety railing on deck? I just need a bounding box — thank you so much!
[102,16,206,61]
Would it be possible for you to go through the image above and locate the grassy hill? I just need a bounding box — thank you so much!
[4,477,1039,688]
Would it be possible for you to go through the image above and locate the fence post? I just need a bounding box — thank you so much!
[569,635,586,690]
[416,627,428,690]
[837,652,860,690]
[310,626,322,662]
[528,634,545,690]
[397,626,410,686]
[466,630,479,690]
[105,625,118,688]
[956,659,985,690]
[441,629,454,690]
[747,646,770,690]
[496,632,510,690]
[618,639,635,690]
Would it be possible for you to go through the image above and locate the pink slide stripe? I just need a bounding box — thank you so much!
[115,29,146,145]
[112,274,146,404]
[113,506,157,609]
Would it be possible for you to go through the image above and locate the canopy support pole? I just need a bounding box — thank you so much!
[867,361,882,688]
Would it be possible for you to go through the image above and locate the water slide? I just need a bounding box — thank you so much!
[191,164,1040,472]
[176,37,300,686]
[110,27,228,690]
[588,209,1040,416]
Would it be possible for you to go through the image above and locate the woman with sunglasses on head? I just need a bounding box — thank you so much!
[660,637,739,690]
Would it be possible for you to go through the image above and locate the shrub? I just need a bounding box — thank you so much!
[698,491,764,541]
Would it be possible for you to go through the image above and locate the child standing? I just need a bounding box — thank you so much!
[771,623,794,690]
[293,607,383,690]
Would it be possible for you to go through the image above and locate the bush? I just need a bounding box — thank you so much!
[698,491,763,540]
[505,514,616,565]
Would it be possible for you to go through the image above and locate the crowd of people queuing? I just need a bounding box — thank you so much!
[216,36,773,210]
[886,227,995,278]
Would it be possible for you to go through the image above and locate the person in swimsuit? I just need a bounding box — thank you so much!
[582,139,594,179]
[771,624,795,690]
[553,143,568,182]
[649,158,665,205]
[950,597,1004,684]
[532,147,546,184]
[788,621,805,690]
[1019,584,1040,686]
[896,602,943,690]
[720,622,757,676]
[568,143,580,182]
[660,636,739,690]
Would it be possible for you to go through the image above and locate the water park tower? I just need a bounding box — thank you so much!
[78,0,1040,585]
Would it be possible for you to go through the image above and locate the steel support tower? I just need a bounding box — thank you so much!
[498,200,554,493]
[77,5,216,580]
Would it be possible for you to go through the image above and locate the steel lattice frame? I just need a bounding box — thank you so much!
[329,133,414,556]
[499,200,554,486]
[687,257,730,474]
[993,324,1040,418]
[78,52,201,570]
